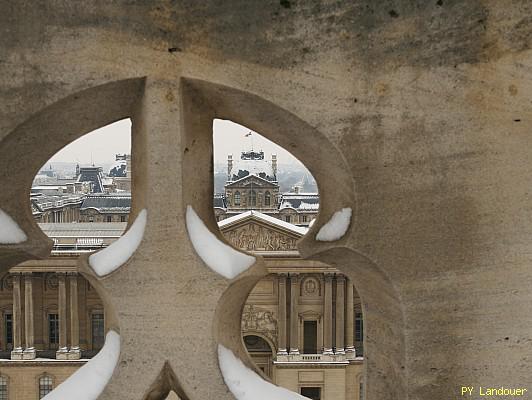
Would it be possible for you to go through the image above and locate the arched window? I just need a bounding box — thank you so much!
[251,190,257,207]
[265,191,271,206]
[0,376,7,400]
[39,375,53,399]
[234,191,241,206]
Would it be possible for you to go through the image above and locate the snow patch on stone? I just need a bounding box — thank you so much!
[89,209,147,276]
[315,208,352,241]
[42,330,120,400]
[218,345,309,400]
[0,209,27,244]
[186,206,255,279]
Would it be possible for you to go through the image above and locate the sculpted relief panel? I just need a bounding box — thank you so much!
[241,304,278,348]
[224,223,298,251]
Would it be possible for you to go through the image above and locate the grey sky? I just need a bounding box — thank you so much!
[48,118,304,167]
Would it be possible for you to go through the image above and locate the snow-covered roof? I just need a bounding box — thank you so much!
[218,210,308,236]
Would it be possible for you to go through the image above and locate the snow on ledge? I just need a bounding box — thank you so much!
[89,209,147,276]
[315,207,352,242]
[0,209,27,244]
[42,330,120,400]
[186,206,255,279]
[218,345,309,400]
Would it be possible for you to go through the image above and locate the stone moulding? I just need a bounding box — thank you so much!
[0,76,405,400]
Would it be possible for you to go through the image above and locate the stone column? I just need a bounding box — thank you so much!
[277,274,288,355]
[345,278,356,359]
[23,273,36,359]
[289,273,299,354]
[323,273,333,354]
[335,275,345,354]
[68,273,80,359]
[56,273,68,359]
[11,274,23,359]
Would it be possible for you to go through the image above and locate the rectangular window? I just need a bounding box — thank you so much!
[303,320,318,354]
[4,314,12,347]
[48,314,59,344]
[355,312,363,342]
[39,376,53,399]
[300,387,321,400]
[301,215,307,222]
[92,313,105,349]
[0,376,7,400]
[120,215,126,222]
[106,215,112,222]
[285,216,290,223]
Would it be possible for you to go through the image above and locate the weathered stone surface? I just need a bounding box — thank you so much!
[1,1,532,399]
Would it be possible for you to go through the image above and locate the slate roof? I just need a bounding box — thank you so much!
[76,167,104,193]
[279,193,320,211]
[80,194,131,213]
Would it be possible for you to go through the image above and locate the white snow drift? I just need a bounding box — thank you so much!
[218,345,309,400]
[89,209,147,276]
[186,206,255,279]
[315,207,352,241]
[0,208,27,244]
[42,330,120,400]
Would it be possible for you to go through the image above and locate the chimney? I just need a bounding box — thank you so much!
[294,185,300,194]
[272,154,277,178]
[227,154,233,181]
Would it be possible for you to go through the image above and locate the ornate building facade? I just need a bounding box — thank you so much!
[214,152,319,227]
[0,215,364,400]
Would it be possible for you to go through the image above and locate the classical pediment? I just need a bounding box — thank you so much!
[219,211,306,252]
[225,174,278,189]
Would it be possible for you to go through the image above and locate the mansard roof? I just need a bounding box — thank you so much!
[279,192,319,211]
[218,210,308,236]
[80,194,131,213]
[76,166,104,193]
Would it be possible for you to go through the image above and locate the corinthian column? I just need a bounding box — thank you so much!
[345,278,356,359]
[11,274,23,360]
[68,273,80,359]
[277,274,288,355]
[289,273,299,354]
[335,275,345,354]
[56,273,68,359]
[23,273,36,359]
[323,273,333,354]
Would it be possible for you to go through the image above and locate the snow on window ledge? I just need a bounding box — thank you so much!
[42,330,120,400]
[89,209,147,276]
[315,207,352,242]
[218,345,309,400]
[186,205,255,279]
[0,209,27,244]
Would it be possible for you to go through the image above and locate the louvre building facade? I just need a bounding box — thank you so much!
[0,213,365,400]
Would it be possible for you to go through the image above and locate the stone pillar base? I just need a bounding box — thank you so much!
[67,347,81,360]
[323,348,334,355]
[56,347,69,360]
[277,348,288,356]
[345,346,356,360]
[335,347,345,355]
[10,347,23,360]
[22,347,36,359]
[289,348,299,355]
